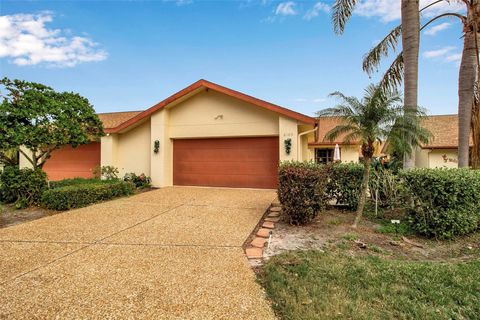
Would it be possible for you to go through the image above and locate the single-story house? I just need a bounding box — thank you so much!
[415,114,472,168]
[18,80,467,188]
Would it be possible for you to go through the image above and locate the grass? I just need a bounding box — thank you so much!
[376,220,413,236]
[260,251,480,320]
[49,177,116,189]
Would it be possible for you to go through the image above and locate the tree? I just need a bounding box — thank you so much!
[0,78,104,170]
[318,85,430,228]
[0,148,18,166]
[363,1,480,168]
[332,0,421,169]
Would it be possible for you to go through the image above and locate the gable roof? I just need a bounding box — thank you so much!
[421,114,472,149]
[105,79,316,133]
[98,111,142,129]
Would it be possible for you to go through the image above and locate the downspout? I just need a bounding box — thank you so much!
[297,124,319,161]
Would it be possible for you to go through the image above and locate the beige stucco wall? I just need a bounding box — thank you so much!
[150,110,172,187]
[168,90,279,138]
[279,116,298,161]
[429,149,459,168]
[415,148,430,168]
[100,135,118,169]
[114,120,151,177]
[19,147,33,169]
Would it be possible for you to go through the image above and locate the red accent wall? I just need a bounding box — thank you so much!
[42,142,101,181]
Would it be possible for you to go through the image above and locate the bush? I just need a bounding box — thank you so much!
[400,169,480,239]
[41,180,135,210]
[278,161,329,225]
[326,163,364,209]
[92,165,119,180]
[49,177,108,189]
[0,166,47,208]
[123,172,151,189]
[369,168,405,209]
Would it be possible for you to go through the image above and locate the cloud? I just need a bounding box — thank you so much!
[424,22,451,36]
[354,0,465,23]
[275,2,297,16]
[445,53,462,63]
[423,46,455,58]
[304,2,330,20]
[0,12,107,67]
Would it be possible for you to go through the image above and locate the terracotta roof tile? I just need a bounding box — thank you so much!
[311,117,357,145]
[97,111,142,129]
[421,114,472,149]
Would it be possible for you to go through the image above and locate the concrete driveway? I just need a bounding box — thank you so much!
[0,187,276,319]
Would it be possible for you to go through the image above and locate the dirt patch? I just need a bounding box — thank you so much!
[264,209,480,262]
[0,204,59,229]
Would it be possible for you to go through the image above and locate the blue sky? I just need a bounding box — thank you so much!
[0,0,466,116]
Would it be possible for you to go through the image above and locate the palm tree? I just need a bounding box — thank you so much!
[318,85,430,228]
[332,0,420,169]
[363,1,480,168]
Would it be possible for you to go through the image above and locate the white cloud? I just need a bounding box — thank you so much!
[354,0,465,23]
[424,22,451,36]
[304,2,330,20]
[313,97,326,103]
[445,53,462,63]
[275,2,297,16]
[0,12,107,67]
[423,46,455,58]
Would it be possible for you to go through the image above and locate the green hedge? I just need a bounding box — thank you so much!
[400,169,480,239]
[41,180,135,210]
[278,161,329,225]
[0,166,47,208]
[48,177,111,189]
[326,163,364,209]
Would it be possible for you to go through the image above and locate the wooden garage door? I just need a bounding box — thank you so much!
[173,137,279,189]
[42,142,101,181]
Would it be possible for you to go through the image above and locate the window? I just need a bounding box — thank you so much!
[315,148,334,164]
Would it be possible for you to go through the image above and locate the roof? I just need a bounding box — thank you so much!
[421,114,472,149]
[309,116,358,146]
[105,79,316,133]
[97,111,142,129]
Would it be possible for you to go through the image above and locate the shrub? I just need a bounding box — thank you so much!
[400,169,480,239]
[0,166,47,208]
[41,180,135,210]
[325,163,364,209]
[49,177,107,189]
[278,161,329,225]
[369,168,405,209]
[92,165,119,180]
[123,172,151,189]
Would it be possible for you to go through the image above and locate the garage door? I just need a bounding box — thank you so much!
[42,142,101,181]
[173,137,279,189]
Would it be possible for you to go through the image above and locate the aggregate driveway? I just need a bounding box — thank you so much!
[0,187,276,319]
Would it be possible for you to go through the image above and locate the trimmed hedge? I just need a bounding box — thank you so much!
[326,163,364,209]
[278,161,329,225]
[41,180,135,210]
[49,177,110,189]
[400,169,480,239]
[0,166,47,208]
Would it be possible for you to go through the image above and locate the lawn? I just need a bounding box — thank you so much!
[260,250,480,320]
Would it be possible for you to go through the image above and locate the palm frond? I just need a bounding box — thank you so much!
[362,25,402,75]
[332,0,357,35]
[378,52,404,92]
[324,124,358,142]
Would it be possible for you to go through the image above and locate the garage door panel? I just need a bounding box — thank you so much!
[175,161,277,176]
[173,137,279,189]
[43,143,100,181]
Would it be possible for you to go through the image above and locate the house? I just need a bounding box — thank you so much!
[21,80,320,189]
[415,114,471,168]
[18,80,466,188]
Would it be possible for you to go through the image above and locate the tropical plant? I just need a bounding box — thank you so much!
[332,0,421,169]
[318,85,430,228]
[0,78,104,170]
[0,148,18,166]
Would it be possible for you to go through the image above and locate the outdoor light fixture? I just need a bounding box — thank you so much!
[154,140,160,154]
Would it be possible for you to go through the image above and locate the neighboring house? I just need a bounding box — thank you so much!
[415,114,472,169]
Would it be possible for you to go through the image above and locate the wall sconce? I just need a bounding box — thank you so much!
[214,114,223,120]
[284,138,292,155]
[154,140,160,154]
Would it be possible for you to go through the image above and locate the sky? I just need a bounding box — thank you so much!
[0,0,467,117]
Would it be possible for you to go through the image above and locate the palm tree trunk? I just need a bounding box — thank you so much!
[352,156,371,228]
[458,31,477,167]
[472,103,480,168]
[401,0,420,169]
